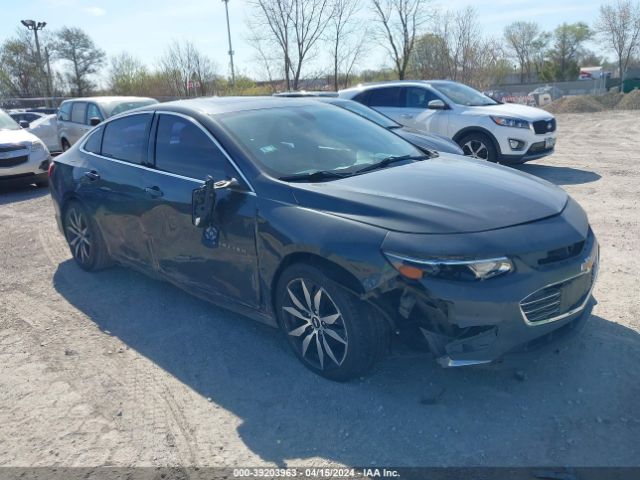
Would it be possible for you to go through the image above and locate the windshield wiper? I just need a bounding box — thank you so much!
[353,154,429,175]
[279,170,351,182]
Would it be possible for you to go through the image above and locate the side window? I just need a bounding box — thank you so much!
[83,126,103,154]
[404,87,440,109]
[352,91,370,105]
[86,103,103,123]
[102,114,151,164]
[58,102,72,121]
[154,115,232,180]
[71,102,87,123]
[367,87,402,107]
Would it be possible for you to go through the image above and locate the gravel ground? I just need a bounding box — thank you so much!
[0,111,639,468]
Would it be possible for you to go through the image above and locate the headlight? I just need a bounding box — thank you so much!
[383,252,514,281]
[31,140,46,152]
[490,116,531,129]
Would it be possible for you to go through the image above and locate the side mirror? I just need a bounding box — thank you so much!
[19,120,30,129]
[192,176,240,227]
[89,117,102,127]
[427,99,446,110]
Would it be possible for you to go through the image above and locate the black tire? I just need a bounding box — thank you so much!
[458,132,498,162]
[61,139,71,152]
[35,176,49,188]
[63,201,112,272]
[276,263,389,381]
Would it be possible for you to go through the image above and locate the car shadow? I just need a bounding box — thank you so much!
[0,182,49,205]
[53,260,640,466]
[513,164,601,186]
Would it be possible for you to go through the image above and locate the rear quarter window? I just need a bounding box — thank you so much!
[58,102,72,121]
[83,127,104,154]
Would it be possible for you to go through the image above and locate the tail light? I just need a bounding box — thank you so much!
[48,161,55,177]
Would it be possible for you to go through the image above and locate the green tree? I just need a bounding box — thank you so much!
[53,27,105,96]
[0,30,47,98]
[548,22,592,81]
[108,53,150,96]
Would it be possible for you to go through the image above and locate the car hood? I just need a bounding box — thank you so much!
[290,156,567,234]
[397,128,464,155]
[466,103,553,121]
[0,127,37,145]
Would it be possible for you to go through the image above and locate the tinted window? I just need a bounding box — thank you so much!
[71,102,87,123]
[83,127,103,154]
[58,102,72,121]
[155,115,231,180]
[404,87,440,108]
[367,87,402,107]
[102,114,151,164]
[87,103,103,121]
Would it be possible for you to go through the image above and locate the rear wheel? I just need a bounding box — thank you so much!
[61,139,71,151]
[63,201,111,271]
[276,264,388,381]
[458,132,498,162]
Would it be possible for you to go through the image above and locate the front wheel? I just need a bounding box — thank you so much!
[458,132,498,162]
[63,201,112,271]
[276,264,388,381]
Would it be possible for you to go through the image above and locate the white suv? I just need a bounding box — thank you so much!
[0,109,51,187]
[339,80,557,164]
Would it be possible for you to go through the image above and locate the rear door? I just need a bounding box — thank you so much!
[140,112,259,306]
[365,86,405,121]
[77,112,155,268]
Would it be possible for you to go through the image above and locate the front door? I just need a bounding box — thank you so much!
[141,113,259,307]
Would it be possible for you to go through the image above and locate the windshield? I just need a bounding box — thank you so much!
[431,83,499,107]
[0,110,21,130]
[216,105,421,179]
[336,101,400,129]
[106,100,157,117]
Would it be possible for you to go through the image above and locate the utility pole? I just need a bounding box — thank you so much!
[221,0,236,87]
[21,20,52,106]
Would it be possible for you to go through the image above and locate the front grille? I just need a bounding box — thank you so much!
[520,268,596,324]
[0,155,29,168]
[532,118,556,134]
[0,143,27,153]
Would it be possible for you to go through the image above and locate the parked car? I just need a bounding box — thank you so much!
[49,97,598,380]
[340,80,558,164]
[9,110,47,124]
[274,91,339,98]
[57,96,158,150]
[275,93,464,155]
[27,114,61,153]
[0,109,51,187]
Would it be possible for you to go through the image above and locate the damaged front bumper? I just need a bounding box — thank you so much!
[375,200,599,367]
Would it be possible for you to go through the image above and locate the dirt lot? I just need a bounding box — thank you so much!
[1,111,639,468]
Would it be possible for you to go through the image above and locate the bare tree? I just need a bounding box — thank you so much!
[370,0,430,79]
[596,0,640,80]
[158,40,219,97]
[327,0,367,90]
[0,30,43,98]
[248,0,334,90]
[108,53,150,96]
[504,21,543,83]
[53,26,105,96]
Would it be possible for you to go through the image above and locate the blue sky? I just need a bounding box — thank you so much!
[0,0,606,81]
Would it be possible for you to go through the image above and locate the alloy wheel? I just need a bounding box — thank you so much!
[282,277,348,370]
[462,140,489,160]
[66,208,92,265]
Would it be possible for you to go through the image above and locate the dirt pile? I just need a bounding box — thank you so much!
[544,95,605,114]
[544,89,640,113]
[616,89,640,110]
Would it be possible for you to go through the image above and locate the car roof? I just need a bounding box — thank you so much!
[61,96,157,105]
[340,79,457,93]
[138,96,333,115]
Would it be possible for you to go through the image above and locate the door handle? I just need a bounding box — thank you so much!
[84,170,100,181]
[144,186,164,198]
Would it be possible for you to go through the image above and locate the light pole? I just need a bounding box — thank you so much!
[21,20,53,106]
[221,0,236,87]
